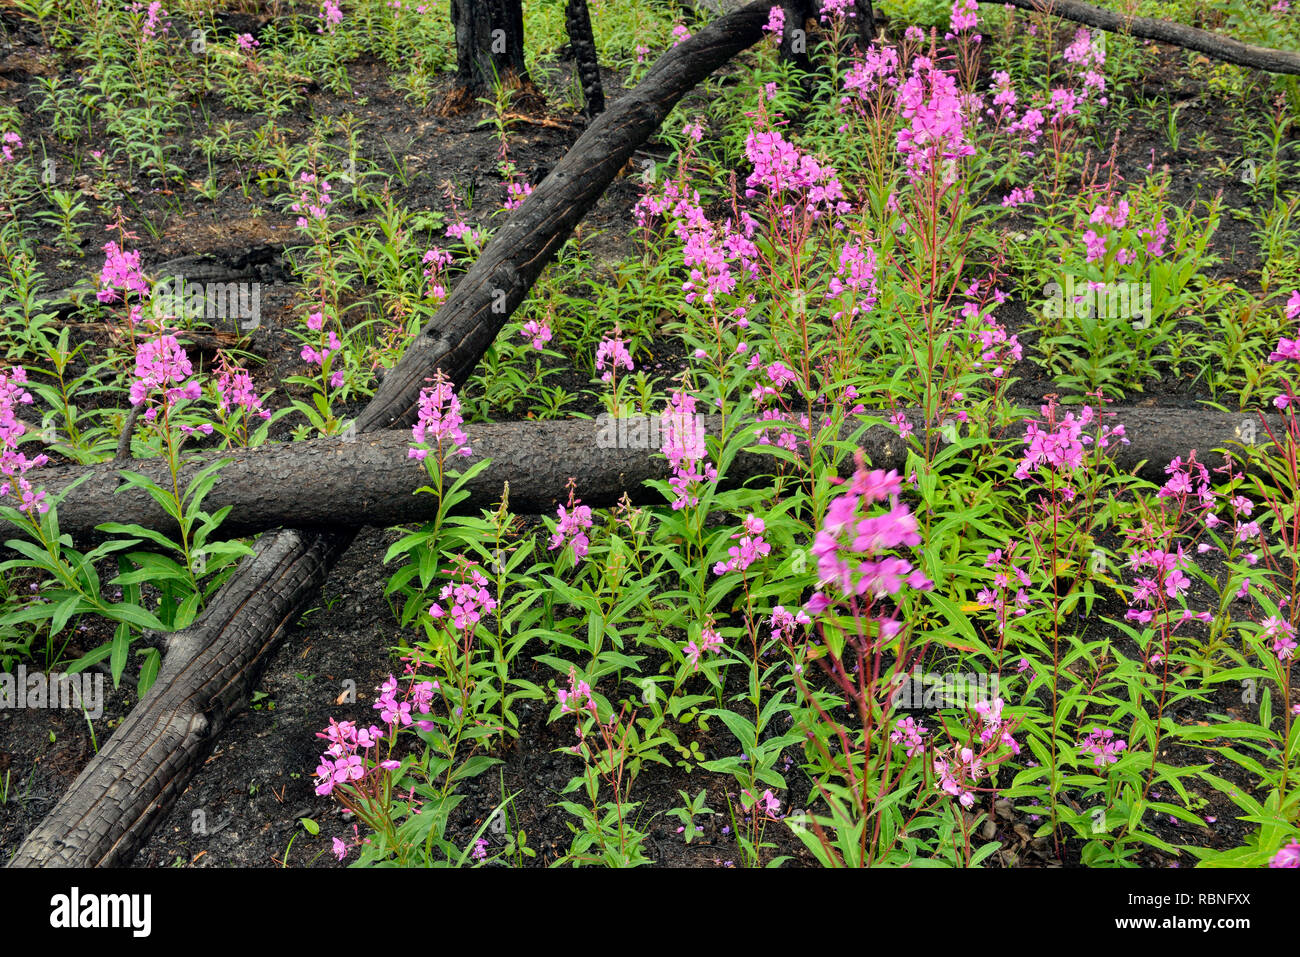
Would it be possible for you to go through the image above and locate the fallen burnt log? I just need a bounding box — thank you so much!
[698,0,1300,75]
[42,245,286,322]
[6,0,776,869]
[2,529,351,868]
[13,407,1284,543]
[990,0,1300,75]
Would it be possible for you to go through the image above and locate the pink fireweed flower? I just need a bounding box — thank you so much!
[742,788,782,817]
[890,716,928,757]
[1271,841,1300,868]
[1049,87,1080,121]
[1079,727,1127,768]
[0,366,50,515]
[889,411,914,439]
[826,240,879,319]
[1009,108,1045,143]
[671,24,691,45]
[744,129,851,218]
[769,605,810,643]
[685,619,723,671]
[989,71,1017,115]
[819,0,855,20]
[595,327,634,383]
[520,319,552,350]
[713,514,771,575]
[130,335,201,412]
[445,221,484,245]
[975,697,1020,754]
[894,60,975,182]
[421,247,453,302]
[299,311,342,373]
[558,667,595,716]
[1124,543,1200,629]
[1286,289,1300,320]
[549,491,594,562]
[1,131,23,163]
[660,387,715,510]
[1270,337,1300,364]
[214,354,271,423]
[1157,453,1212,504]
[96,241,148,304]
[136,2,168,41]
[409,372,471,460]
[844,45,900,97]
[1082,229,1106,263]
[374,674,413,728]
[504,179,533,210]
[1090,198,1130,230]
[429,566,496,631]
[1001,186,1035,208]
[949,0,978,32]
[977,543,1033,634]
[236,33,259,51]
[318,0,343,33]
[1139,217,1169,257]
[312,715,391,797]
[1261,616,1297,660]
[1013,400,1097,479]
[1062,28,1107,99]
[805,453,932,615]
[933,746,985,809]
[763,5,784,34]
[289,171,332,230]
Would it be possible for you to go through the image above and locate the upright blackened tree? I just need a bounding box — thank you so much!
[853,0,875,49]
[566,0,604,116]
[447,0,532,110]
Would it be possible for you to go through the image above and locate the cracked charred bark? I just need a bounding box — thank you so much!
[6,0,775,869]
[450,0,530,96]
[565,0,604,116]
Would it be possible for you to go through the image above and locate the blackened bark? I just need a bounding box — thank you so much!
[450,0,530,95]
[565,0,604,116]
[853,0,874,49]
[5,528,353,868]
[15,407,1281,543]
[779,0,812,73]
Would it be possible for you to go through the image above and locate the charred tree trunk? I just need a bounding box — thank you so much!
[853,0,875,49]
[565,0,604,117]
[779,0,813,77]
[12,407,1280,544]
[6,0,776,869]
[445,0,533,112]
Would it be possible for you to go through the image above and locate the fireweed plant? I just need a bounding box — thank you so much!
[1,0,1298,867]
[0,229,255,688]
[300,3,1300,866]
